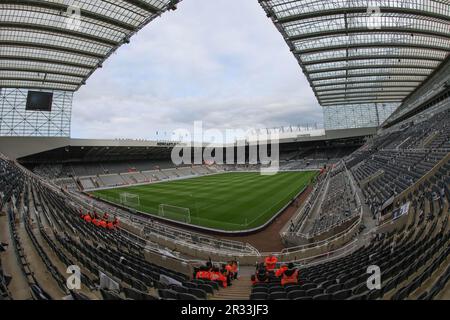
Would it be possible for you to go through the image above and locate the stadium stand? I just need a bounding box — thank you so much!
[1,0,450,302]
[308,166,359,237]
[348,108,450,218]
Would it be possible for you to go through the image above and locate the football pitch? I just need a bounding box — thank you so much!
[90,171,318,231]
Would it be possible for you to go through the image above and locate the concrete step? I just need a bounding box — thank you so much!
[210,273,252,301]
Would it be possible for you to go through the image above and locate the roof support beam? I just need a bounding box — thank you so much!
[288,28,450,42]
[319,91,413,99]
[319,94,406,103]
[314,79,424,87]
[0,23,119,46]
[275,7,450,25]
[122,0,160,14]
[311,72,430,81]
[302,55,444,65]
[0,41,104,59]
[321,99,403,106]
[316,85,418,93]
[0,76,80,86]
[0,67,88,78]
[307,64,435,75]
[0,56,94,70]
[295,43,450,55]
[0,0,136,31]
[0,83,77,91]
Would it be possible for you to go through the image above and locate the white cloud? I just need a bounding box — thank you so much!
[72,0,322,140]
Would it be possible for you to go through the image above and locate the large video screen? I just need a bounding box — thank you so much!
[26,91,53,112]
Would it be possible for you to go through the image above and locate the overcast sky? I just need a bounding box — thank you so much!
[71,0,323,140]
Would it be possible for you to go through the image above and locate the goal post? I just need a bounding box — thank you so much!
[158,204,191,224]
[119,193,140,208]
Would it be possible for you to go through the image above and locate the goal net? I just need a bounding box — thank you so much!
[120,193,140,208]
[158,204,191,224]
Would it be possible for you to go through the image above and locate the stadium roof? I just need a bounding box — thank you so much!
[0,0,180,92]
[259,0,450,107]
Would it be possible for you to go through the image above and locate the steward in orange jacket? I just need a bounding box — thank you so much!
[275,264,289,278]
[210,268,227,288]
[265,255,278,271]
[84,215,92,223]
[196,267,211,280]
[281,264,299,286]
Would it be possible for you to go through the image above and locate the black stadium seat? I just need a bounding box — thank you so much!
[252,287,268,294]
[100,289,123,301]
[250,292,268,300]
[158,289,178,300]
[287,290,306,300]
[188,288,207,300]
[177,293,200,300]
[313,293,331,300]
[269,292,287,300]
[332,289,352,300]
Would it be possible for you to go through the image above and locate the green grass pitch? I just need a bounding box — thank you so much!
[90,171,318,231]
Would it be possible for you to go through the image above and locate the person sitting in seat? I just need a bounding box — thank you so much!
[83,213,92,223]
[92,218,100,227]
[265,254,278,272]
[251,263,269,285]
[275,264,289,278]
[106,221,115,230]
[210,267,228,288]
[196,266,211,281]
[280,263,299,286]
[99,219,107,228]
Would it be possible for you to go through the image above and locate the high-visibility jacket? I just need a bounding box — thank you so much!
[225,264,236,276]
[275,265,288,278]
[92,219,100,227]
[100,220,107,228]
[107,222,115,230]
[84,215,92,223]
[281,270,299,286]
[265,256,278,271]
[210,272,227,288]
[196,271,211,280]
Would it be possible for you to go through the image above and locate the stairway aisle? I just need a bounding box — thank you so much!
[210,266,254,300]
